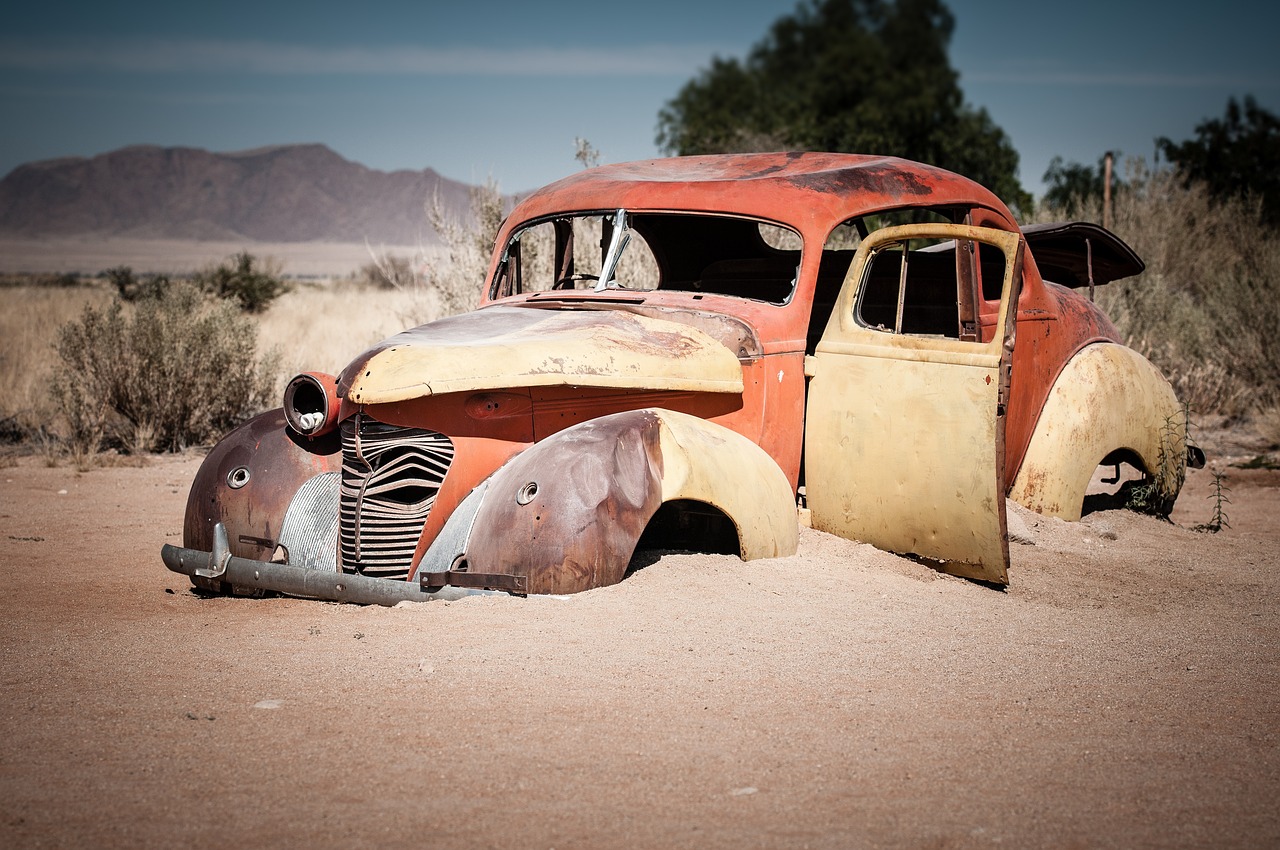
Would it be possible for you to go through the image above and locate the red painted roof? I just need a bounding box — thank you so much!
[506,152,1015,237]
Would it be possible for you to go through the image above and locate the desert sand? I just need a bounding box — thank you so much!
[1,440,1277,848]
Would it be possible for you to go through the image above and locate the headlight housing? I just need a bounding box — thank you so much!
[283,372,343,437]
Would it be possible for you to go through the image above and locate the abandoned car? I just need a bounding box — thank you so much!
[162,152,1197,604]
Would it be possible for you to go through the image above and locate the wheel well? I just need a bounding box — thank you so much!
[635,499,741,557]
[1082,448,1150,516]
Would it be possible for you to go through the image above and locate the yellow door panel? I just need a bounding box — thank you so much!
[805,225,1022,584]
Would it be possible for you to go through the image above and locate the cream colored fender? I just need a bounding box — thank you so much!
[653,409,799,560]
[1010,343,1186,521]
[438,408,798,594]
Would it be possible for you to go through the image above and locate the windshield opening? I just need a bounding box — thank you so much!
[490,212,801,305]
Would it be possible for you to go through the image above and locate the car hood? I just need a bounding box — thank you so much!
[337,305,746,404]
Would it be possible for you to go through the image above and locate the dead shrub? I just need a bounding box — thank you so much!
[1034,161,1280,417]
[52,281,278,456]
[355,254,416,290]
[366,178,506,327]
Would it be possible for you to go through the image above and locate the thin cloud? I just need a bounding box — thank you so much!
[0,38,727,77]
[965,69,1280,90]
[0,83,298,105]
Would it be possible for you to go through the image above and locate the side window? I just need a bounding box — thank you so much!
[855,239,969,340]
[978,243,1007,302]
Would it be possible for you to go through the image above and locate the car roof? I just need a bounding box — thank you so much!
[505,152,1015,236]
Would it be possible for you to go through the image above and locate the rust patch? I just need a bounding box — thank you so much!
[463,410,666,594]
[788,159,936,199]
[183,410,341,558]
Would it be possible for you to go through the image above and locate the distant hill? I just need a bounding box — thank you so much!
[0,144,474,245]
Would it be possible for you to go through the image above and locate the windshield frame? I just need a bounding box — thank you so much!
[487,208,805,307]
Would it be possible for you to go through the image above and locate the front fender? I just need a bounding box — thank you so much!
[183,409,341,560]
[1009,343,1186,520]
[455,408,798,594]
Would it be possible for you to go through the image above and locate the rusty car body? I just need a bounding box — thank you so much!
[162,152,1196,603]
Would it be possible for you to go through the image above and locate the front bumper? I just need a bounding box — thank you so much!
[161,522,493,606]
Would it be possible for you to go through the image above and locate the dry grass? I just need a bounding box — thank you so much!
[0,285,112,438]
[1,260,483,459]
[1256,405,1280,448]
[1032,161,1280,418]
[255,279,477,394]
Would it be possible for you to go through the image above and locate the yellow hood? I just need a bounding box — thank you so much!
[338,305,745,404]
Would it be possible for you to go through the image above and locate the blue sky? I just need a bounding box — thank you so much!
[2,0,1277,198]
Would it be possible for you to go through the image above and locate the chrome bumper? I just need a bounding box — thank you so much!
[161,522,491,606]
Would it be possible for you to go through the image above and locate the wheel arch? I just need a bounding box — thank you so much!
[1009,343,1187,521]
[457,408,798,594]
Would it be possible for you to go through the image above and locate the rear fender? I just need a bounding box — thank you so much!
[455,408,798,594]
[1009,343,1186,520]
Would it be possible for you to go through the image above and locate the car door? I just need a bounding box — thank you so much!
[804,223,1024,584]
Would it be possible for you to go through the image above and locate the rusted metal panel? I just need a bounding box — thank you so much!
[498,153,1012,244]
[1002,282,1125,485]
[528,386,743,441]
[183,410,341,561]
[369,390,536,443]
[652,409,798,560]
[463,410,666,594]
[1020,221,1145,288]
[337,306,744,405]
[521,297,765,358]
[460,408,798,594]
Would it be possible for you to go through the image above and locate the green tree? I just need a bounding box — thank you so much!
[1157,96,1280,225]
[656,0,1031,214]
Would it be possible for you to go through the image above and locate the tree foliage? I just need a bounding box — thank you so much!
[1157,96,1280,226]
[656,0,1031,214]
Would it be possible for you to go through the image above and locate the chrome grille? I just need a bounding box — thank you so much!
[279,472,340,571]
[339,416,454,580]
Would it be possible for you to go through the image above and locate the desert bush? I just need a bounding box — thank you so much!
[1032,160,1280,417]
[194,251,290,313]
[52,281,278,455]
[1,285,111,448]
[105,265,171,302]
[355,254,416,290]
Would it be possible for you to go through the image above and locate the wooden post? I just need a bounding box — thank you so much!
[1103,151,1114,231]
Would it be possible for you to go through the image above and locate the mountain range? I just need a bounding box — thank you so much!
[0,144,475,246]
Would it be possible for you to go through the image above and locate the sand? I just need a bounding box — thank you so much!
[1,444,1277,848]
